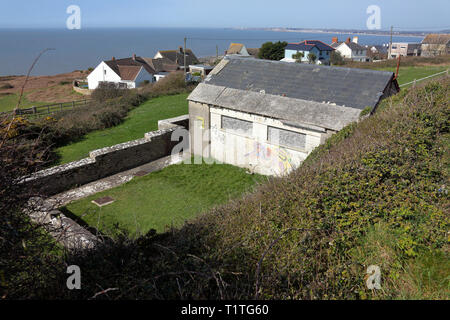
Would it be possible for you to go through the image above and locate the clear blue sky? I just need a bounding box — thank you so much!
[1,0,449,30]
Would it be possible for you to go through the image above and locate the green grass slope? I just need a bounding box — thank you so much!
[54,93,188,164]
[38,79,450,300]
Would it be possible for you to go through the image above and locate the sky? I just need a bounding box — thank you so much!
[0,0,449,31]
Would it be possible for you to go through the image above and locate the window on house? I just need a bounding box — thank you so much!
[104,70,107,75]
[221,116,253,135]
[268,126,306,150]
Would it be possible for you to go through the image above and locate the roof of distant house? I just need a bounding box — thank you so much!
[422,34,450,45]
[104,56,157,80]
[188,56,399,131]
[141,57,179,73]
[156,48,199,67]
[227,43,246,54]
[286,40,335,52]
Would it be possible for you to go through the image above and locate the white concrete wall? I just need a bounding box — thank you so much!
[209,107,324,176]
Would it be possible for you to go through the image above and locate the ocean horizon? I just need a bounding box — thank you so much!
[0,27,424,76]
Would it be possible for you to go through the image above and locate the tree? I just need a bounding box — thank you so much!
[292,52,304,63]
[330,51,345,65]
[307,53,317,64]
[258,41,288,61]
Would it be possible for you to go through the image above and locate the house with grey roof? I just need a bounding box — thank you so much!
[282,40,335,64]
[187,56,399,175]
[421,34,450,57]
[154,47,199,69]
[331,37,368,62]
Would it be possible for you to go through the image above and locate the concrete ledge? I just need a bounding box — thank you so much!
[158,114,189,130]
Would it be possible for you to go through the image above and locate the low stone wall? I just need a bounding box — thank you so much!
[23,126,184,196]
[73,85,92,95]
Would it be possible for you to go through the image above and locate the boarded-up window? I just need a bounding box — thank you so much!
[268,126,306,150]
[221,116,252,135]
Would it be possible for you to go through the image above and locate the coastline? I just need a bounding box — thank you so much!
[240,28,426,39]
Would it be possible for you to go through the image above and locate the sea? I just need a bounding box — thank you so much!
[0,27,424,76]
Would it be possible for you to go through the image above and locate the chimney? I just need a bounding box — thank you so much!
[352,36,359,44]
[345,37,351,44]
[132,53,136,61]
[332,37,338,43]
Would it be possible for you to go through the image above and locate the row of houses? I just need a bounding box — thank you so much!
[389,34,450,59]
[87,47,200,89]
[272,33,450,65]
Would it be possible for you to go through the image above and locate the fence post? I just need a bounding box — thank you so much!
[72,101,75,109]
[413,79,416,87]
[60,103,63,111]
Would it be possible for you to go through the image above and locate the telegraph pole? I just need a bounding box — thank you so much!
[388,25,393,59]
[184,37,187,77]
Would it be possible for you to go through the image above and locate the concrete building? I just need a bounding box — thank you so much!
[421,34,450,57]
[187,57,400,175]
[282,40,335,64]
[331,37,368,62]
[388,42,421,59]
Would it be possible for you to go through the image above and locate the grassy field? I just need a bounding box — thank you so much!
[62,160,264,237]
[0,92,50,112]
[55,93,189,164]
[378,65,448,87]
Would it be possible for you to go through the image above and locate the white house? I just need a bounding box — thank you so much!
[331,37,368,62]
[187,57,400,176]
[87,54,180,89]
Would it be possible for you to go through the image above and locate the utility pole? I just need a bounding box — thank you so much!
[388,25,393,59]
[184,37,187,77]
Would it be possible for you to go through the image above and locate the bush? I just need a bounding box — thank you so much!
[0,83,14,89]
[140,72,194,98]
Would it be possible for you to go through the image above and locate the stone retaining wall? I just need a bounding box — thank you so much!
[23,126,184,196]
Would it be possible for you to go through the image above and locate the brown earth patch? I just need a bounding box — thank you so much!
[0,70,90,103]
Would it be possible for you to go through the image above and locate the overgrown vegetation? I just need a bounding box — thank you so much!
[258,41,288,61]
[1,72,193,166]
[1,77,448,300]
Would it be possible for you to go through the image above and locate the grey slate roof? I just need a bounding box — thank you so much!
[188,56,399,131]
[189,83,362,131]
[202,56,397,110]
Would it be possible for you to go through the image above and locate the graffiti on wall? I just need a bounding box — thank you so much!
[244,141,293,174]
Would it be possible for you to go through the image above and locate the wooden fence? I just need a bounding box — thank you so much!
[1,99,91,118]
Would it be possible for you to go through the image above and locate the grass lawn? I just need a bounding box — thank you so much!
[376,65,449,87]
[62,160,264,237]
[55,93,189,164]
[0,92,49,113]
